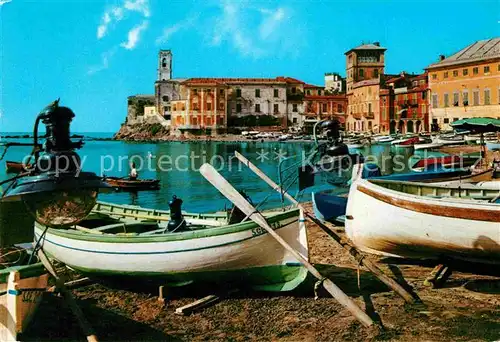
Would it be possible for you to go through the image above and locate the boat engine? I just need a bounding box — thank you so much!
[318,120,349,157]
[167,195,186,232]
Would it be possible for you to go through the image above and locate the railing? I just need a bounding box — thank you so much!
[364,111,374,119]
[352,112,362,120]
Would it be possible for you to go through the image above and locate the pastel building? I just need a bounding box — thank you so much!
[426,38,500,130]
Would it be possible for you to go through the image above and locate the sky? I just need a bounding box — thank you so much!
[0,0,498,132]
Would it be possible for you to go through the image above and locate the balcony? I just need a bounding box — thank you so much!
[352,112,362,120]
[286,90,304,102]
[364,111,374,119]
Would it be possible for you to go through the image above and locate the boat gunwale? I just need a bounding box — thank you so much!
[35,208,301,244]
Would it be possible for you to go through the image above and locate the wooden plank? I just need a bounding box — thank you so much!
[175,295,220,315]
[199,163,377,329]
[234,151,418,305]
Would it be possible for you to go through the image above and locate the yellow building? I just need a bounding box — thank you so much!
[426,38,500,130]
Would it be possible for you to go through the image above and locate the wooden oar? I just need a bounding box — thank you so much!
[199,163,376,329]
[234,151,418,305]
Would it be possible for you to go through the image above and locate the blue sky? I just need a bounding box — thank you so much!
[1,0,498,132]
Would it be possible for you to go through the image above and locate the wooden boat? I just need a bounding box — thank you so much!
[34,202,308,291]
[374,135,395,144]
[391,136,419,148]
[345,139,365,149]
[414,142,443,150]
[433,134,466,145]
[410,154,480,172]
[345,165,500,264]
[5,161,29,174]
[105,177,160,190]
[313,168,495,224]
[0,261,48,341]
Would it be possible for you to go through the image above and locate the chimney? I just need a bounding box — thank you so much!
[439,55,445,61]
[374,42,380,47]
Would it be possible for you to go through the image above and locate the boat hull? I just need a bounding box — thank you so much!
[34,209,308,291]
[486,142,500,151]
[105,177,160,190]
[0,263,48,341]
[311,192,347,224]
[345,177,500,264]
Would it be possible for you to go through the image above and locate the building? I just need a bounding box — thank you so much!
[324,73,345,93]
[345,42,387,133]
[170,77,305,132]
[380,72,429,134]
[154,50,185,122]
[126,94,156,124]
[303,91,347,130]
[426,38,500,130]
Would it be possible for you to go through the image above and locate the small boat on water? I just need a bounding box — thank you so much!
[391,136,419,148]
[410,154,480,172]
[105,177,160,190]
[34,201,308,291]
[433,134,466,145]
[345,139,365,149]
[345,165,500,264]
[414,142,443,150]
[5,161,29,174]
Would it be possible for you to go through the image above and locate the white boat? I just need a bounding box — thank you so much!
[414,142,443,150]
[345,165,500,264]
[278,134,291,141]
[433,135,466,145]
[0,262,48,341]
[34,202,308,291]
[375,136,395,144]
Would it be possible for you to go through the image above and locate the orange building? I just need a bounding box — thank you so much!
[426,38,500,130]
[303,92,347,126]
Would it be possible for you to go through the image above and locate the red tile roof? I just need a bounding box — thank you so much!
[304,84,323,89]
[182,76,305,86]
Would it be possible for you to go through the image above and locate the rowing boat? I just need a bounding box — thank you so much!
[410,154,480,172]
[34,202,308,292]
[105,177,160,190]
[5,161,29,174]
[345,165,500,264]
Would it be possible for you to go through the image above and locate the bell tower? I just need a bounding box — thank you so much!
[158,50,172,81]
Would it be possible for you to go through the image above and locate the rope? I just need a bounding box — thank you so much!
[29,225,50,264]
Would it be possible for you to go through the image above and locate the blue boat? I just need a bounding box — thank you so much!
[311,192,348,224]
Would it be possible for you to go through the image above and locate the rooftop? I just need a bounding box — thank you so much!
[427,38,500,69]
[345,42,386,55]
[181,77,305,86]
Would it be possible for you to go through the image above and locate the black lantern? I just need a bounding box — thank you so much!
[1,100,110,227]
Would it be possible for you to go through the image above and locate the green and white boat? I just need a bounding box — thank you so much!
[34,202,308,292]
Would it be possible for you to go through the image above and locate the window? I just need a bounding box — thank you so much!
[473,67,479,75]
[444,118,450,124]
[274,89,279,97]
[432,118,438,124]
[443,72,448,78]
[162,58,167,68]
[453,92,459,106]
[318,90,322,95]
[432,93,438,108]
[498,64,500,71]
[368,103,372,114]
[206,103,212,111]
[444,93,449,107]
[463,69,468,76]
[236,103,242,113]
[359,69,364,78]
[432,74,437,80]
[473,90,479,105]
[306,90,311,95]
[374,69,379,78]
[193,89,198,95]
[484,89,490,105]
[422,91,427,100]
[219,89,224,95]
[484,66,490,74]
[255,104,261,112]
[255,89,260,97]
[462,90,469,106]
[452,70,458,77]
[322,103,327,112]
[164,106,169,113]
[337,104,343,112]
[292,118,298,124]
[292,104,298,112]
[291,87,296,94]
[162,95,169,102]
[273,104,279,113]
[453,118,459,122]
[236,89,241,97]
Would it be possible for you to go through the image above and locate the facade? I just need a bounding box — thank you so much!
[345,43,387,133]
[303,93,347,128]
[324,73,345,93]
[380,72,429,134]
[170,77,305,131]
[426,38,500,130]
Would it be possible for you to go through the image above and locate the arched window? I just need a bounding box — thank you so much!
[162,58,167,68]
[162,95,169,102]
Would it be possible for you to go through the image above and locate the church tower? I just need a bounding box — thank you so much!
[158,50,172,81]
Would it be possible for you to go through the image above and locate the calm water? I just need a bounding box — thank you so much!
[0,133,445,213]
